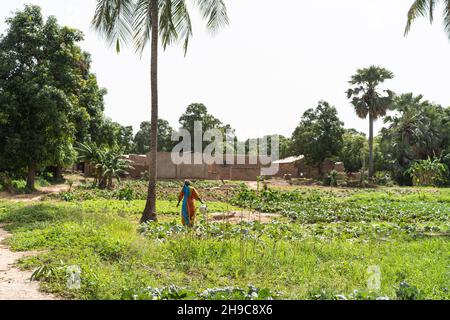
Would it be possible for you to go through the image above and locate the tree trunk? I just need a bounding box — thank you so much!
[52,165,63,182]
[141,4,159,223]
[318,161,323,177]
[26,164,36,192]
[368,114,374,178]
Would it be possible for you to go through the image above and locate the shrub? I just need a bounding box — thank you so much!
[373,171,394,186]
[396,281,423,300]
[11,179,27,194]
[326,170,339,187]
[407,158,448,187]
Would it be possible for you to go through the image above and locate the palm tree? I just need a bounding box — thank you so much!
[405,0,450,38]
[384,93,443,160]
[95,149,133,189]
[92,0,229,223]
[347,66,395,178]
[75,142,102,185]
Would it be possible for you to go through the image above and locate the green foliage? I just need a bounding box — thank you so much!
[55,179,239,203]
[95,149,133,189]
[134,119,175,154]
[347,66,395,121]
[0,193,448,300]
[92,0,229,54]
[95,119,134,153]
[327,170,339,187]
[291,101,345,172]
[0,5,107,188]
[10,180,27,194]
[231,185,450,225]
[0,189,448,300]
[122,284,278,300]
[396,281,423,300]
[373,171,395,187]
[405,0,450,39]
[407,158,448,186]
[347,65,394,177]
[178,103,235,152]
[340,129,368,172]
[31,263,62,282]
[75,142,132,189]
[380,94,450,185]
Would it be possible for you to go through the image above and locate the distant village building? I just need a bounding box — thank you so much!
[272,156,345,179]
[81,152,345,181]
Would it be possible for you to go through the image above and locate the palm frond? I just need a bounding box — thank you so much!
[92,0,135,52]
[133,0,154,54]
[193,0,229,34]
[444,0,450,38]
[405,0,431,36]
[171,0,193,55]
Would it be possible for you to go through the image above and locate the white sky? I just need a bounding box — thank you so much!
[1,0,449,140]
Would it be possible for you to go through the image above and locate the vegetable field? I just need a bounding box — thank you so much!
[0,183,448,300]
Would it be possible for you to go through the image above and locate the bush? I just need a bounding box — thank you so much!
[11,179,27,194]
[373,171,394,187]
[324,170,339,187]
[407,158,448,187]
[396,281,423,300]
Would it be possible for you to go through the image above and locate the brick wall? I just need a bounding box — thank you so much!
[82,153,346,181]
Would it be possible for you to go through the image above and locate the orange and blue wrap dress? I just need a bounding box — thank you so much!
[178,185,201,226]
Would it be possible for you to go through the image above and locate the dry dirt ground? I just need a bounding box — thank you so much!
[0,227,55,300]
[0,177,76,299]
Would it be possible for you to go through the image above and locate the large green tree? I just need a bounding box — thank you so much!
[340,129,368,173]
[0,6,89,189]
[405,0,450,38]
[347,66,395,178]
[380,93,448,184]
[134,119,174,154]
[291,101,345,176]
[92,0,229,223]
[179,103,234,152]
[244,135,293,159]
[95,119,135,154]
[72,53,108,148]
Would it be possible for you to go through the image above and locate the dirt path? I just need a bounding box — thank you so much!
[0,227,55,300]
[0,174,84,203]
[0,182,71,202]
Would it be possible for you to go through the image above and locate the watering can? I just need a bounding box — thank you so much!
[199,204,208,215]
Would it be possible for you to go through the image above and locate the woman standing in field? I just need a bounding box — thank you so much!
[177,180,204,227]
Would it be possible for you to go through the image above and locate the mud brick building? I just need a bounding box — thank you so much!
[82,153,345,181]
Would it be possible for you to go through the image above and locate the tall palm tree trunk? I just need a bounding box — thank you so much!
[141,4,159,223]
[368,113,374,178]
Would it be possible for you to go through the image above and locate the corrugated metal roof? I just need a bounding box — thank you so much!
[272,155,304,164]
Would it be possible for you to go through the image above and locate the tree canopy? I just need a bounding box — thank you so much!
[134,119,175,154]
[179,103,235,152]
[347,66,395,177]
[0,5,113,188]
[291,101,345,174]
[379,93,450,184]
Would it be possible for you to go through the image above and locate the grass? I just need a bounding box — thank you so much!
[0,184,448,300]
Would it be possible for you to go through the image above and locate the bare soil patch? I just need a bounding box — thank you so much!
[0,227,56,300]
